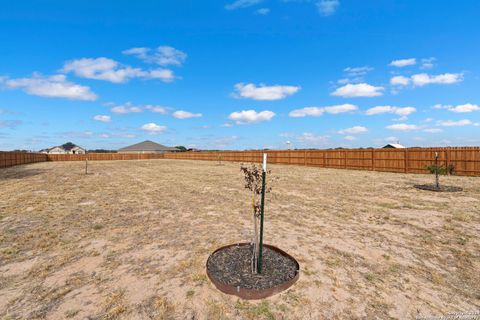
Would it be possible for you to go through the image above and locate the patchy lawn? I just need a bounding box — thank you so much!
[0,159,479,319]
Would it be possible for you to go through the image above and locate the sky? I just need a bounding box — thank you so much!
[0,0,479,151]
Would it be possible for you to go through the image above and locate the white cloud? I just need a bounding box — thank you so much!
[109,103,170,114]
[145,105,168,114]
[366,106,416,116]
[411,73,463,86]
[233,83,300,100]
[123,46,187,66]
[389,58,416,67]
[289,104,357,117]
[316,0,340,16]
[256,8,270,15]
[141,123,167,134]
[421,57,436,69]
[228,110,275,124]
[297,132,329,145]
[222,123,233,127]
[324,104,358,114]
[172,110,202,119]
[62,57,175,83]
[385,136,399,143]
[343,66,373,77]
[338,126,368,134]
[3,74,97,101]
[437,119,472,127]
[93,115,111,123]
[390,76,410,86]
[331,83,384,98]
[386,123,418,131]
[111,102,143,114]
[289,107,324,118]
[225,0,263,10]
[435,103,480,113]
[423,128,443,133]
[344,135,357,141]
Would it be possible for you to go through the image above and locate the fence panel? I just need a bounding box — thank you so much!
[0,152,48,168]
[2,148,480,176]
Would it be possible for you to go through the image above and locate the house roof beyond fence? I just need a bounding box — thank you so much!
[118,140,179,152]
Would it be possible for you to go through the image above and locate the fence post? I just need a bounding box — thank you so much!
[445,147,450,173]
[372,149,375,171]
[404,149,408,173]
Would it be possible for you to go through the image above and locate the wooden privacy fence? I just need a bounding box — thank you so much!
[47,153,165,161]
[164,147,480,177]
[1,147,480,176]
[0,152,48,169]
[0,152,165,168]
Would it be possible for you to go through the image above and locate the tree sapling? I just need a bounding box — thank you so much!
[240,154,271,274]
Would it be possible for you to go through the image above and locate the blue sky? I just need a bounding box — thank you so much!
[1,0,479,151]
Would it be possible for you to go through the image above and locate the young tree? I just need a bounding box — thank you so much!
[425,152,455,189]
[240,154,270,273]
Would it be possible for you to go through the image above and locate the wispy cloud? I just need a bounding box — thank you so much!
[389,58,416,67]
[233,83,300,100]
[93,115,111,123]
[338,126,368,134]
[0,120,22,129]
[123,46,187,66]
[289,104,357,117]
[316,0,340,16]
[255,7,270,15]
[172,110,202,119]
[343,66,373,77]
[411,73,463,86]
[225,0,263,10]
[297,132,330,145]
[62,57,175,83]
[420,57,436,69]
[433,103,479,113]
[2,73,97,101]
[110,102,143,114]
[108,102,169,114]
[386,123,418,131]
[366,106,416,117]
[228,110,275,124]
[437,119,472,127]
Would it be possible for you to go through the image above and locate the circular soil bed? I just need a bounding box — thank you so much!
[414,184,463,192]
[206,243,299,300]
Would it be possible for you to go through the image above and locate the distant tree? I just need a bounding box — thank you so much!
[175,146,187,152]
[62,142,76,150]
[87,149,117,153]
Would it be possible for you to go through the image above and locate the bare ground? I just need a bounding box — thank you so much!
[0,159,479,319]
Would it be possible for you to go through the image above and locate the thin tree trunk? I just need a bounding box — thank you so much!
[252,194,258,273]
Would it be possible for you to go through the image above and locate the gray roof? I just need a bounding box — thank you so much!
[118,140,179,152]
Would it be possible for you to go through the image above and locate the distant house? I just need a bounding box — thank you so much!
[118,140,180,154]
[383,143,406,149]
[41,142,86,154]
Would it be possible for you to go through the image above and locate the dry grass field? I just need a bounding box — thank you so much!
[0,159,479,319]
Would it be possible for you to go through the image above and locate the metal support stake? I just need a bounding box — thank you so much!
[257,153,267,274]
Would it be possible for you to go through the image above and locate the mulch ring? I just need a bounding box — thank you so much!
[206,243,298,290]
[414,184,463,192]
